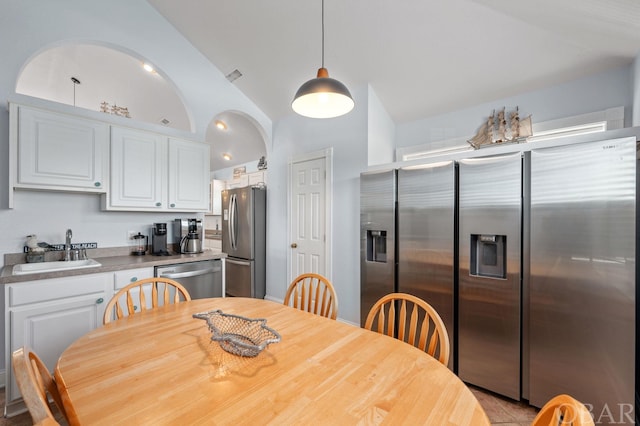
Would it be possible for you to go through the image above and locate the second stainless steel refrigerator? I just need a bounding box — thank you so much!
[458,152,523,400]
[222,186,266,298]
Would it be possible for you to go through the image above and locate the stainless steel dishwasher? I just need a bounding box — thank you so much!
[154,259,222,299]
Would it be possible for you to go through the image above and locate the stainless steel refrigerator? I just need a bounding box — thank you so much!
[458,152,523,400]
[528,137,636,421]
[360,169,396,326]
[397,162,456,369]
[222,186,266,298]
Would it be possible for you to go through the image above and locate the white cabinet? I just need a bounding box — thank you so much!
[225,171,267,190]
[107,127,167,209]
[168,138,210,211]
[103,128,210,212]
[248,170,267,186]
[226,174,249,189]
[12,104,108,192]
[113,267,154,290]
[207,179,224,215]
[4,273,111,413]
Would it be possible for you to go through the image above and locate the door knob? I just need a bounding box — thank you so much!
[290,243,297,248]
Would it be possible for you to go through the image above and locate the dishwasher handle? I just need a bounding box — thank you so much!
[159,267,221,279]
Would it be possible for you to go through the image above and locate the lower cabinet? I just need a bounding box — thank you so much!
[4,272,112,415]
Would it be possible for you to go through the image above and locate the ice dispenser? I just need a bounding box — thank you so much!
[470,234,506,278]
[366,230,387,262]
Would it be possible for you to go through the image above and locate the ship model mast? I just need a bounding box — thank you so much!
[468,107,532,149]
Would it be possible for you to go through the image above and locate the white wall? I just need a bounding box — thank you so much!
[367,85,396,165]
[266,85,369,325]
[397,64,633,149]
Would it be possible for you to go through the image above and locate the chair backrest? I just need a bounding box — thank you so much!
[364,292,450,366]
[532,394,594,426]
[103,277,192,324]
[284,273,338,320]
[12,347,72,426]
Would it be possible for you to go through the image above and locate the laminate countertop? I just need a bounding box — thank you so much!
[0,250,226,285]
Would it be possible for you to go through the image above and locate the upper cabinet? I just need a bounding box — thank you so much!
[167,137,210,211]
[11,104,108,193]
[106,127,167,210]
[9,102,211,212]
[103,127,210,212]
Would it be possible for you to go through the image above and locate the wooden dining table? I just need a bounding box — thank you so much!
[55,298,490,425]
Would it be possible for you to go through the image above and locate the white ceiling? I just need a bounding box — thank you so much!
[147,0,640,123]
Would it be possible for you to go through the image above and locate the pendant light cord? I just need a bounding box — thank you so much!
[321,0,325,69]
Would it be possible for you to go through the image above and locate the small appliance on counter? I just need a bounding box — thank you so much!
[130,232,148,256]
[174,218,204,254]
[151,223,171,256]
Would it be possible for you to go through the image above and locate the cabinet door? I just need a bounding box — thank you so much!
[248,171,267,186]
[168,138,210,211]
[7,295,109,405]
[17,106,108,191]
[108,127,167,209]
[226,175,249,189]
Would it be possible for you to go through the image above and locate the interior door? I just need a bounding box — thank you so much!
[289,155,327,283]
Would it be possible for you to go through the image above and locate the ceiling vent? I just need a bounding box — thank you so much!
[226,69,242,83]
[160,118,170,125]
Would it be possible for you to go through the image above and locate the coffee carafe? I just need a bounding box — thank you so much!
[174,218,203,254]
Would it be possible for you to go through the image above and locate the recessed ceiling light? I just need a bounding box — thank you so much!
[215,120,227,130]
[143,63,154,73]
[222,153,232,161]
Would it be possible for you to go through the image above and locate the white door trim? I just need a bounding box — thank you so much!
[287,147,333,284]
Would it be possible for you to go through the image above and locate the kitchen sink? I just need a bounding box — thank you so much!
[12,259,102,275]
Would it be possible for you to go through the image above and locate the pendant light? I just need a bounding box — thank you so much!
[292,0,354,119]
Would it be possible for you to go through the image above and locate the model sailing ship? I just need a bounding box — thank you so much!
[468,107,532,149]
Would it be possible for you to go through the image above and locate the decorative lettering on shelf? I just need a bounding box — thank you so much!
[23,242,98,253]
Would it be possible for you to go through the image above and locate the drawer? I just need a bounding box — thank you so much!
[113,267,154,290]
[8,273,111,307]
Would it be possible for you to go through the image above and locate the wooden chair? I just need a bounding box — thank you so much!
[364,292,450,366]
[12,347,76,426]
[103,277,191,324]
[532,394,594,426]
[284,273,338,320]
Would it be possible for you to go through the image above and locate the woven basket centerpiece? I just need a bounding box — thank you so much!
[193,310,281,357]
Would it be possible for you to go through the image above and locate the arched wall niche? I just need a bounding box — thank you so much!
[15,41,194,132]
[207,110,268,172]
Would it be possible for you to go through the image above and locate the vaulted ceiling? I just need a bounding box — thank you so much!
[148,0,640,123]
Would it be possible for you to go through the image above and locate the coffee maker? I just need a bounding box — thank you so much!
[174,218,204,254]
[151,223,170,256]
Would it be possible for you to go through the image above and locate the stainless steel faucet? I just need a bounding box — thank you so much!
[64,229,73,261]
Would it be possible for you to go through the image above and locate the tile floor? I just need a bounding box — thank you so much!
[0,384,538,425]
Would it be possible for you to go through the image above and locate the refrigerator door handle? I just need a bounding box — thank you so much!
[229,193,237,250]
[226,258,252,266]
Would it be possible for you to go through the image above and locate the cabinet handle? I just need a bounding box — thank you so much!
[155,202,162,207]
[94,182,101,187]
[170,203,175,208]
[96,298,104,304]
[130,277,137,282]
[134,305,138,311]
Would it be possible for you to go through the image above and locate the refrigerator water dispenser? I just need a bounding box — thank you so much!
[470,234,506,278]
[366,230,387,262]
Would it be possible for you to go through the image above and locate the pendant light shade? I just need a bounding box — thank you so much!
[292,67,354,118]
[292,1,354,119]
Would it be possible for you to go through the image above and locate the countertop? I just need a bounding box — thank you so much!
[0,249,226,285]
